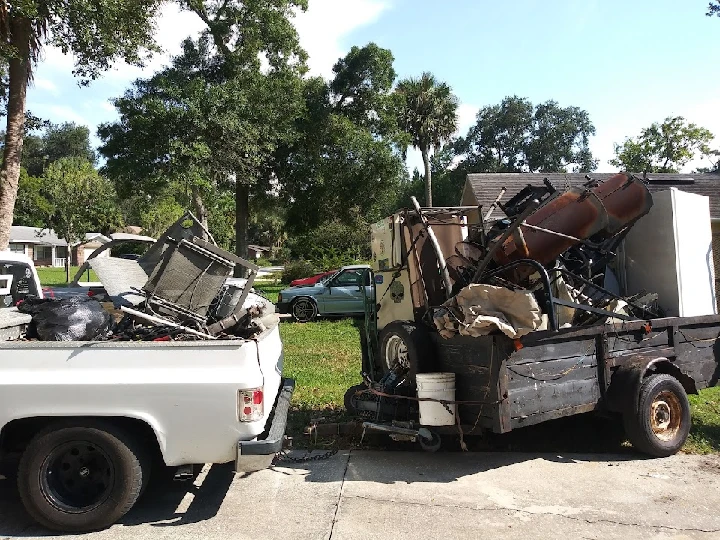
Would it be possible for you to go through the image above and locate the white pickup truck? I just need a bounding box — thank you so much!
[0,252,294,532]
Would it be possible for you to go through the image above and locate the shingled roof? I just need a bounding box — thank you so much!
[462,173,720,219]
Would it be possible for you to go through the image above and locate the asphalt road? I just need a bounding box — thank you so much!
[2,450,720,539]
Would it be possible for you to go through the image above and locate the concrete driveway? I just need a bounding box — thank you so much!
[1,450,720,539]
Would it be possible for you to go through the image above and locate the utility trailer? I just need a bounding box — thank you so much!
[428,314,720,455]
[350,175,720,456]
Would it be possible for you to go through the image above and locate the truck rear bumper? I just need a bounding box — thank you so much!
[235,378,295,473]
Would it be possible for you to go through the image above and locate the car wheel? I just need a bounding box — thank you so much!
[378,321,431,383]
[291,298,317,323]
[623,374,691,457]
[17,421,149,532]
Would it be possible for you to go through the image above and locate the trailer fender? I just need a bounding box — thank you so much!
[604,357,697,414]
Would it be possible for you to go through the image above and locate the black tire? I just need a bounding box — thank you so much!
[290,297,318,323]
[623,374,691,457]
[378,321,431,383]
[17,421,150,532]
[344,383,369,415]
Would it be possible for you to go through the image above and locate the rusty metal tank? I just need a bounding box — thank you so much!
[492,173,653,271]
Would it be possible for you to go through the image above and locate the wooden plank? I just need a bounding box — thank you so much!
[510,338,596,364]
[510,402,598,430]
[510,378,600,418]
[605,330,669,354]
[507,362,598,390]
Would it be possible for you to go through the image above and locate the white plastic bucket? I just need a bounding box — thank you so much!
[416,372,456,426]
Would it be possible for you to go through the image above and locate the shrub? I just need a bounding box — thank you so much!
[281,259,317,284]
[256,257,273,268]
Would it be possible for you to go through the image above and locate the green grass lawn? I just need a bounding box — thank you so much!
[278,316,720,454]
[36,266,98,286]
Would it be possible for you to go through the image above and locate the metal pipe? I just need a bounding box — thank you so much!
[483,187,506,222]
[410,196,453,299]
[120,306,217,340]
[471,200,540,284]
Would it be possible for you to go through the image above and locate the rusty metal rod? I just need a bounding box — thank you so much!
[410,196,453,299]
[471,199,540,284]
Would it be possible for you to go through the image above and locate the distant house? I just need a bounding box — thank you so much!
[248,244,271,260]
[8,226,112,267]
[461,171,720,302]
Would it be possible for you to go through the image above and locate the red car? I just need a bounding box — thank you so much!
[290,270,337,287]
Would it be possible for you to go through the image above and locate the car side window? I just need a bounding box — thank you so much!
[332,270,362,287]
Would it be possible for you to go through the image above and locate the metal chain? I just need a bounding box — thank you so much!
[274,448,339,463]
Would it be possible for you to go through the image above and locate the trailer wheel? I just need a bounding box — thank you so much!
[17,421,149,532]
[623,374,691,457]
[378,322,430,382]
[418,431,441,452]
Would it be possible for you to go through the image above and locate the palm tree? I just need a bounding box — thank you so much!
[395,72,458,207]
[0,6,45,249]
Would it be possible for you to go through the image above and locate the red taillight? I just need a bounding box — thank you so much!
[87,290,95,297]
[238,388,264,422]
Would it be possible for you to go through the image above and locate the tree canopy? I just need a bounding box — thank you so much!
[610,116,714,173]
[455,96,597,173]
[274,43,404,235]
[0,0,164,249]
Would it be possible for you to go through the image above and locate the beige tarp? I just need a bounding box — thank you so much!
[433,284,543,339]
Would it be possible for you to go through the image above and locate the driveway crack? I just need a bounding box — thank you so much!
[342,494,720,533]
[327,450,351,540]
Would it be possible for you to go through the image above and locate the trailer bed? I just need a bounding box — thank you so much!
[430,315,720,434]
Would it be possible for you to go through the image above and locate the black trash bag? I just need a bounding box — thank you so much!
[17,296,112,341]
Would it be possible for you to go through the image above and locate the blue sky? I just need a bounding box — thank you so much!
[26,0,720,173]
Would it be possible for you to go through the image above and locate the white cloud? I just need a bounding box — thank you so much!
[32,77,59,94]
[44,105,90,127]
[294,0,390,78]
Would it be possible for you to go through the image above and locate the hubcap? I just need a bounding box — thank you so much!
[293,300,315,322]
[385,334,409,371]
[41,441,115,513]
[650,390,683,442]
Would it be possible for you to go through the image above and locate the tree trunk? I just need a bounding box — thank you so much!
[234,179,250,278]
[65,251,71,284]
[190,186,209,240]
[421,145,432,207]
[0,17,32,250]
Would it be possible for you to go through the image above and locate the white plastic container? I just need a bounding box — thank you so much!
[416,372,456,426]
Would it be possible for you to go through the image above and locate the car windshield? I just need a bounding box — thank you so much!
[318,271,339,284]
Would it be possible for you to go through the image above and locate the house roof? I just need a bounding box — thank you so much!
[463,173,720,218]
[83,233,112,244]
[9,226,67,246]
[248,244,271,252]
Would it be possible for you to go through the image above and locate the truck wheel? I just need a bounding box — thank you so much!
[623,374,691,457]
[378,322,431,383]
[17,421,149,532]
[291,298,317,323]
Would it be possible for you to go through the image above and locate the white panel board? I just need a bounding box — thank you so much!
[623,188,717,317]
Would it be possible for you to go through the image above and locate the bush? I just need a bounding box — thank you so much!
[256,257,273,267]
[281,259,317,284]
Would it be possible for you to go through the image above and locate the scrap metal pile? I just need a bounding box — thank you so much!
[425,173,662,338]
[11,213,277,342]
